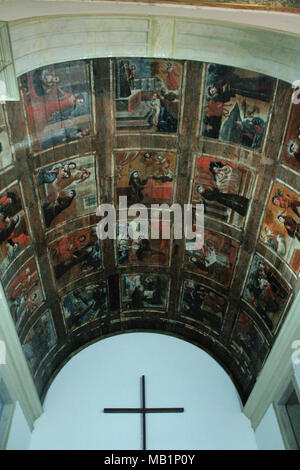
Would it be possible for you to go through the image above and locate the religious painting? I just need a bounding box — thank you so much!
[185,230,239,287]
[49,227,102,288]
[180,279,227,333]
[201,64,275,149]
[231,311,270,380]
[22,60,92,151]
[115,59,183,132]
[121,274,169,311]
[114,150,176,207]
[192,156,252,228]
[37,155,98,230]
[260,182,300,275]
[242,253,290,333]
[117,219,170,266]
[62,282,108,332]
[22,310,56,376]
[281,101,300,173]
[0,184,31,273]
[4,257,44,330]
[0,105,13,170]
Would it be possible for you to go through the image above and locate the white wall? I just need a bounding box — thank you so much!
[255,404,285,450]
[30,332,257,450]
[6,402,31,450]
[294,362,300,388]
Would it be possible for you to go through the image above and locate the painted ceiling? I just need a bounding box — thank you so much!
[0,58,299,404]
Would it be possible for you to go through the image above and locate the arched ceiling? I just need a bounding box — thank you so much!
[0,56,299,405]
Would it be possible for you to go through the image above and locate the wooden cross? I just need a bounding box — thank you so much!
[104,375,184,450]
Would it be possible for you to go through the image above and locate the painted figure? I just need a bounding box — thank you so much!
[23,61,92,151]
[281,100,300,172]
[22,311,56,374]
[115,58,182,132]
[243,254,289,331]
[202,64,274,148]
[195,184,249,217]
[5,259,43,327]
[51,228,101,284]
[37,162,77,186]
[186,231,238,287]
[117,220,169,266]
[277,214,300,241]
[231,311,269,378]
[260,225,286,256]
[208,161,240,193]
[181,280,226,332]
[115,151,176,207]
[37,155,96,229]
[0,187,31,270]
[161,62,180,91]
[192,156,252,228]
[121,274,169,310]
[272,187,300,218]
[42,190,76,228]
[62,283,108,331]
[260,183,300,275]
[287,141,300,163]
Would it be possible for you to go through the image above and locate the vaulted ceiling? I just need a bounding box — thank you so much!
[0,57,299,404]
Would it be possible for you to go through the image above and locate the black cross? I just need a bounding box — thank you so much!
[103,375,184,450]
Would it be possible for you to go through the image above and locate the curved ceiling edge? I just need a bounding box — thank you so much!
[37,323,248,405]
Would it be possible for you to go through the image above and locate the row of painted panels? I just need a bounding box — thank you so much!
[22,276,271,394]
[0,153,298,280]
[0,59,298,168]
[6,245,291,340]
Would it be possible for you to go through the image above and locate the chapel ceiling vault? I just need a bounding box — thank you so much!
[0,58,299,404]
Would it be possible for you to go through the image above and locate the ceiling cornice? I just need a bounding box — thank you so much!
[0,1,300,36]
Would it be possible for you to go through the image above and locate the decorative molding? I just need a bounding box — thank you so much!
[243,290,300,430]
[0,22,19,100]
[150,17,175,58]
[0,282,43,431]
[0,380,14,450]
[273,374,300,450]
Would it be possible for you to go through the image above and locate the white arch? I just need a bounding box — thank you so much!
[30,332,257,450]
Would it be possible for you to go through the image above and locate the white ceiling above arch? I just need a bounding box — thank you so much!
[6,12,300,83]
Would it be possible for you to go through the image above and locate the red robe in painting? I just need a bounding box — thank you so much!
[11,233,30,250]
[143,178,173,201]
[7,268,37,299]
[162,68,180,90]
[55,230,93,262]
[27,92,75,133]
